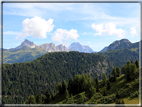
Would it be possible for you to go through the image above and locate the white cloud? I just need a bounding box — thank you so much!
[92,23,125,38]
[16,16,54,40]
[52,28,79,43]
[83,32,86,35]
[130,27,137,37]
[3,31,19,35]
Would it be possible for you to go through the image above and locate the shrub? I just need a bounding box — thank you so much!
[130,91,139,98]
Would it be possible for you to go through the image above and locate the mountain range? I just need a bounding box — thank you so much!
[2,38,140,64]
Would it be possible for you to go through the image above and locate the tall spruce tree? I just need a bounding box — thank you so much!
[103,73,107,86]
[36,93,42,104]
[107,80,111,90]
[112,68,117,81]
[116,66,121,77]
[61,80,67,94]
[95,77,99,92]
[45,89,50,103]
[135,59,139,68]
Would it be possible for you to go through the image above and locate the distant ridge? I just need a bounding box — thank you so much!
[69,42,95,53]
[99,38,139,52]
[14,39,70,52]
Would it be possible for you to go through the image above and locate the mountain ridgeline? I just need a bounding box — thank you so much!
[2,51,114,104]
[100,39,139,52]
[2,38,140,64]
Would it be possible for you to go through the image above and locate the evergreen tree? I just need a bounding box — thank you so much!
[107,80,111,90]
[45,89,50,103]
[103,89,107,96]
[51,91,55,101]
[68,77,73,95]
[36,93,42,104]
[65,89,70,100]
[95,77,99,92]
[56,83,62,94]
[103,73,107,86]
[116,66,121,77]
[112,68,117,81]
[135,59,139,68]
[26,95,36,104]
[61,80,67,94]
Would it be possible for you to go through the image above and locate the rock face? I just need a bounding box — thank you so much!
[14,39,70,52]
[69,42,94,53]
[15,39,36,49]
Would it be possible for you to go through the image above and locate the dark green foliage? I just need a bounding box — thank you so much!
[36,93,42,104]
[61,80,67,94]
[65,89,70,100]
[121,60,138,81]
[103,73,107,86]
[3,51,113,103]
[116,89,119,99]
[116,66,121,77]
[107,80,111,90]
[115,99,125,104]
[135,59,139,68]
[112,68,117,81]
[100,48,139,68]
[95,77,99,92]
[103,89,107,96]
[25,95,36,104]
[45,89,50,103]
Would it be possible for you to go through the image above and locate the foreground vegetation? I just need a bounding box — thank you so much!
[25,59,139,104]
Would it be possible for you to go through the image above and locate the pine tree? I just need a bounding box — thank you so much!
[107,80,111,90]
[26,95,36,104]
[36,93,42,104]
[45,89,50,103]
[61,80,67,94]
[112,68,117,81]
[95,77,99,92]
[56,83,62,94]
[103,73,107,86]
[135,59,139,68]
[116,66,121,77]
[65,89,70,101]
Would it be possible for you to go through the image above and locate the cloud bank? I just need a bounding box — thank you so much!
[16,16,54,40]
[92,23,125,38]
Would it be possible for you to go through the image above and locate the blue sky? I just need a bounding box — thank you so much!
[3,3,140,52]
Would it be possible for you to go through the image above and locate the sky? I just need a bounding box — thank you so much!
[3,2,140,52]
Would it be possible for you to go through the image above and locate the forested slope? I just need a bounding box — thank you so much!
[2,51,114,104]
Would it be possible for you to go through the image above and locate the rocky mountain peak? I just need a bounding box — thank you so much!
[22,39,34,46]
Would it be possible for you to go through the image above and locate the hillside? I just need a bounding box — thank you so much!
[2,51,114,104]
[24,60,139,105]
[3,46,47,64]
[100,48,139,68]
